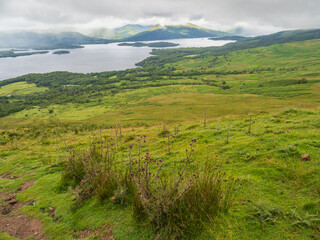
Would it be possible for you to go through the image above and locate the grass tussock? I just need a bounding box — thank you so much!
[61,137,234,238]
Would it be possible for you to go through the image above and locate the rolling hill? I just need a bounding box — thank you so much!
[137,28,320,68]
[124,23,231,41]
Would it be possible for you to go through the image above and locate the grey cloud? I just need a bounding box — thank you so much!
[0,0,319,35]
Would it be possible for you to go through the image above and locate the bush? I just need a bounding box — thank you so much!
[61,138,234,238]
[296,78,308,84]
[0,137,8,145]
[130,139,234,238]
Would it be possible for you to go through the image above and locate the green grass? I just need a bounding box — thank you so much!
[1,40,319,127]
[0,82,47,96]
[1,39,320,239]
[1,109,320,239]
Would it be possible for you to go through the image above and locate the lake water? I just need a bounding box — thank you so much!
[0,38,233,81]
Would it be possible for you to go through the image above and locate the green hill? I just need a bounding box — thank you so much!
[124,23,230,41]
[138,28,320,68]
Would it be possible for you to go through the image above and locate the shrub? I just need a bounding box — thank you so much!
[61,148,86,185]
[62,137,234,238]
[62,143,119,203]
[296,78,308,84]
[131,139,234,238]
[0,137,8,145]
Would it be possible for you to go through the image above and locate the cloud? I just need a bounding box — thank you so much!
[0,0,319,35]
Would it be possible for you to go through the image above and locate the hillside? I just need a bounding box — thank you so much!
[89,24,153,39]
[0,109,319,239]
[0,31,111,49]
[0,32,320,239]
[124,23,230,41]
[138,28,320,67]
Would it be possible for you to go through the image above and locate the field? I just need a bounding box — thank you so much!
[0,82,48,97]
[0,38,320,239]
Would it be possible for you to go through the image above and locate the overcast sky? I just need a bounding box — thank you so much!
[0,0,319,35]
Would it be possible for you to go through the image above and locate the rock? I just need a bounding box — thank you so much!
[5,193,16,201]
[301,154,311,161]
[9,199,18,205]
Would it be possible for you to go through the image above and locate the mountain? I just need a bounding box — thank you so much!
[0,31,111,49]
[124,23,231,41]
[89,24,153,39]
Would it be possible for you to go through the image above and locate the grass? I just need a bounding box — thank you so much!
[1,108,320,239]
[1,39,320,239]
[0,82,48,96]
[1,40,319,127]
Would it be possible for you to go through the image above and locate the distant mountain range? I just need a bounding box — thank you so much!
[0,23,233,49]
[1,25,319,52]
[0,32,111,49]
[124,23,231,41]
[7,24,317,51]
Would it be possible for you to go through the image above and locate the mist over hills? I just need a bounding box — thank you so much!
[0,23,232,49]
[124,23,231,41]
[2,23,317,51]
[88,24,153,39]
[0,31,111,49]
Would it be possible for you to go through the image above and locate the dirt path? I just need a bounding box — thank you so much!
[1,177,114,239]
[0,180,47,240]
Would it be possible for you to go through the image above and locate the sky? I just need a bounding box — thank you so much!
[0,0,319,36]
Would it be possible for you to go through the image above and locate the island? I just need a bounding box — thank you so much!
[34,44,84,50]
[209,36,246,41]
[0,50,49,58]
[118,41,179,48]
[52,50,70,55]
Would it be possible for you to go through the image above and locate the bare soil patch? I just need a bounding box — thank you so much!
[76,224,114,239]
[0,179,47,240]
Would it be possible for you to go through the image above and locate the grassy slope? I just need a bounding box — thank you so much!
[2,40,319,127]
[0,39,320,239]
[0,109,320,239]
[0,82,48,96]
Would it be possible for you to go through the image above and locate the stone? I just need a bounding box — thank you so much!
[9,199,18,205]
[301,154,311,161]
